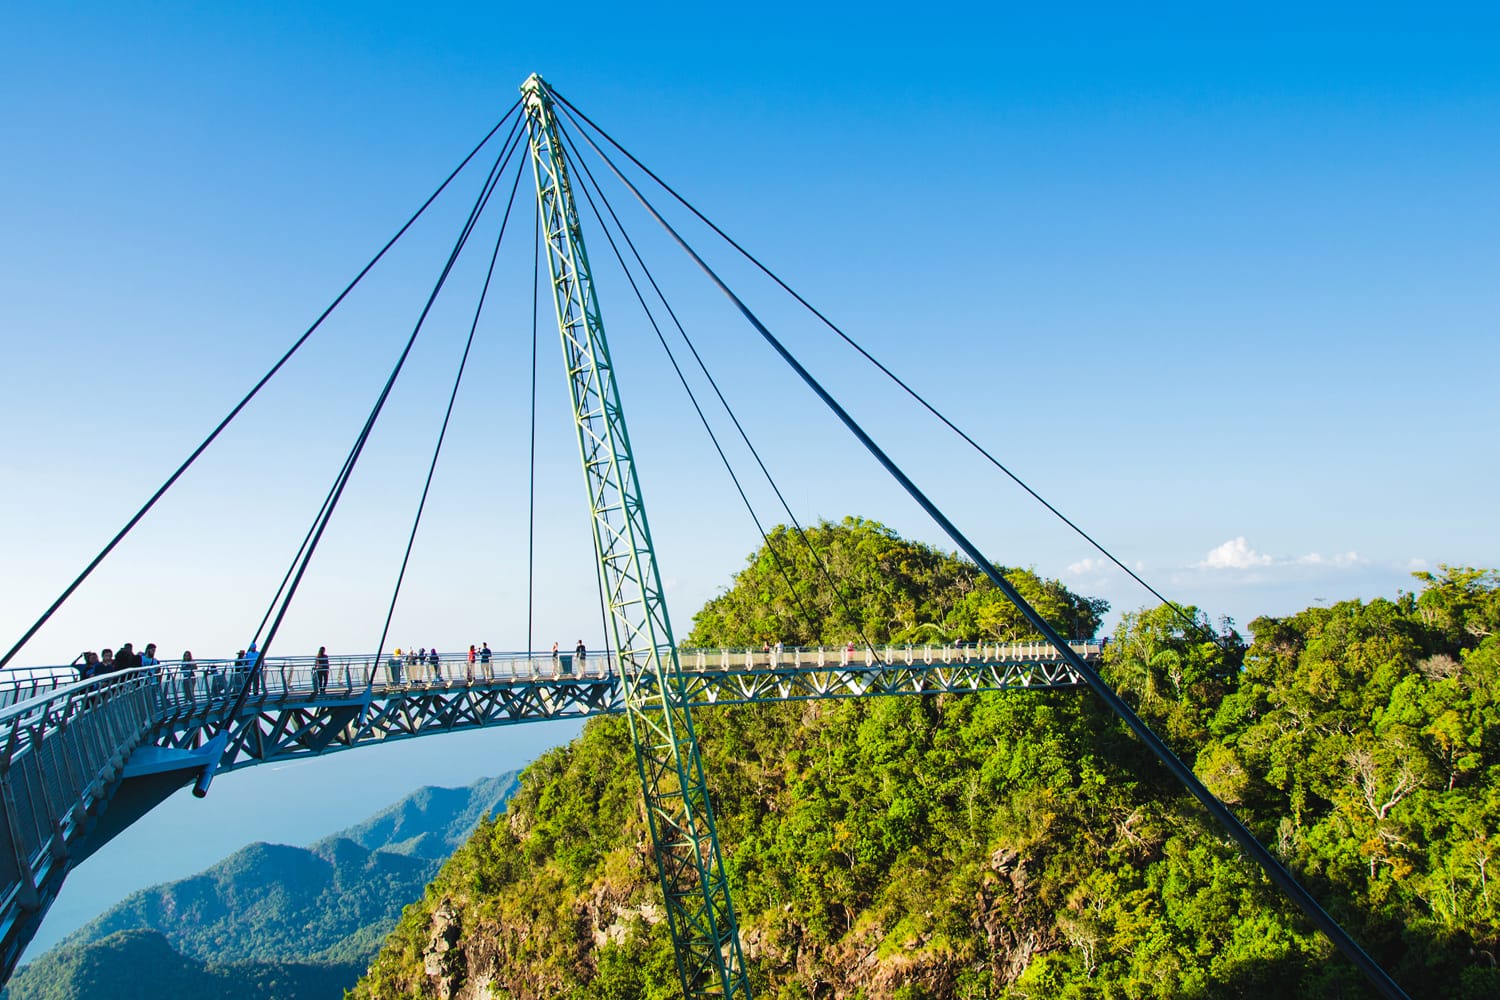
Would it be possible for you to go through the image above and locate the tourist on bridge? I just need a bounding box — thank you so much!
[314,646,330,695]
[575,640,586,670]
[76,651,100,679]
[551,641,559,665]
[181,651,196,700]
[429,647,441,682]
[141,643,162,680]
[99,648,114,672]
[115,642,140,672]
[480,642,491,669]
[466,645,476,682]
[246,642,263,694]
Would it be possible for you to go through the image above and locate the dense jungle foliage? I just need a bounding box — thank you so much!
[688,518,1109,647]
[351,519,1500,999]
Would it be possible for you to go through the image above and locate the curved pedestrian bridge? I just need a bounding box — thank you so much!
[0,641,1098,975]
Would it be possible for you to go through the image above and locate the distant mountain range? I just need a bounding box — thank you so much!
[5,772,519,1000]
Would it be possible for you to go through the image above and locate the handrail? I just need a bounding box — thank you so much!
[7,640,1105,680]
[0,638,1098,977]
[0,669,79,713]
[0,667,164,971]
[0,642,1106,728]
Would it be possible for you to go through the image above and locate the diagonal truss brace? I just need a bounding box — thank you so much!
[521,74,751,1000]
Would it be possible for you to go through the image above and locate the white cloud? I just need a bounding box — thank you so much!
[1296,551,1363,568]
[1066,557,1111,576]
[1194,538,1368,576]
[1199,537,1272,570]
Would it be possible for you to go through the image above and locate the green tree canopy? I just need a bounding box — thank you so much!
[686,516,1108,648]
[354,534,1500,999]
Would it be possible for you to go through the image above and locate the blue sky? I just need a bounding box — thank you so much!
[4,2,1496,665]
[3,0,1498,948]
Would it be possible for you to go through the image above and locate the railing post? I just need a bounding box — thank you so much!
[0,772,40,912]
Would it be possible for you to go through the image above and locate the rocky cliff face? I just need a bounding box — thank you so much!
[350,702,1121,1000]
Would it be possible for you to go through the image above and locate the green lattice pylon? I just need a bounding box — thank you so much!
[521,74,752,1000]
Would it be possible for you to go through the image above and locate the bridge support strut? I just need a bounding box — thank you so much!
[522,74,751,1000]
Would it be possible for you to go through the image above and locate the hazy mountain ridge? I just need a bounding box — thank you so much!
[9,929,363,1000]
[5,771,519,999]
[317,776,519,861]
[57,838,435,964]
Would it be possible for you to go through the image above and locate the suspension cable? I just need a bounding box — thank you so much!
[558,125,829,645]
[0,100,522,672]
[527,192,541,657]
[564,92,1411,1000]
[548,88,1228,653]
[251,116,525,651]
[558,121,875,651]
[374,151,530,663]
[220,117,516,731]
[251,443,360,644]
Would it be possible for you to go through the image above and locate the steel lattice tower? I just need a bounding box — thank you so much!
[521,74,751,999]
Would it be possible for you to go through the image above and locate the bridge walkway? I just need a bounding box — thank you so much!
[0,641,1098,974]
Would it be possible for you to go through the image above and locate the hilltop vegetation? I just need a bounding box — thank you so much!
[689,517,1108,647]
[352,519,1500,999]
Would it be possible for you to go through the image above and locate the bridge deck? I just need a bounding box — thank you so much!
[0,641,1098,976]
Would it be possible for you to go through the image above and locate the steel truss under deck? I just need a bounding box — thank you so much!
[0,648,1089,977]
[154,650,1090,771]
[522,74,750,999]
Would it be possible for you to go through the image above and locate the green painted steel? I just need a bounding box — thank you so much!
[521,74,752,1000]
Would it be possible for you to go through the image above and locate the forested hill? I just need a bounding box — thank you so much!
[351,519,1500,999]
[687,516,1109,647]
[6,773,519,1000]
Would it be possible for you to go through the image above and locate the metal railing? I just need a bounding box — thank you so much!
[0,638,1101,972]
[0,669,79,712]
[0,668,165,966]
[6,641,1105,707]
[680,641,1104,671]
